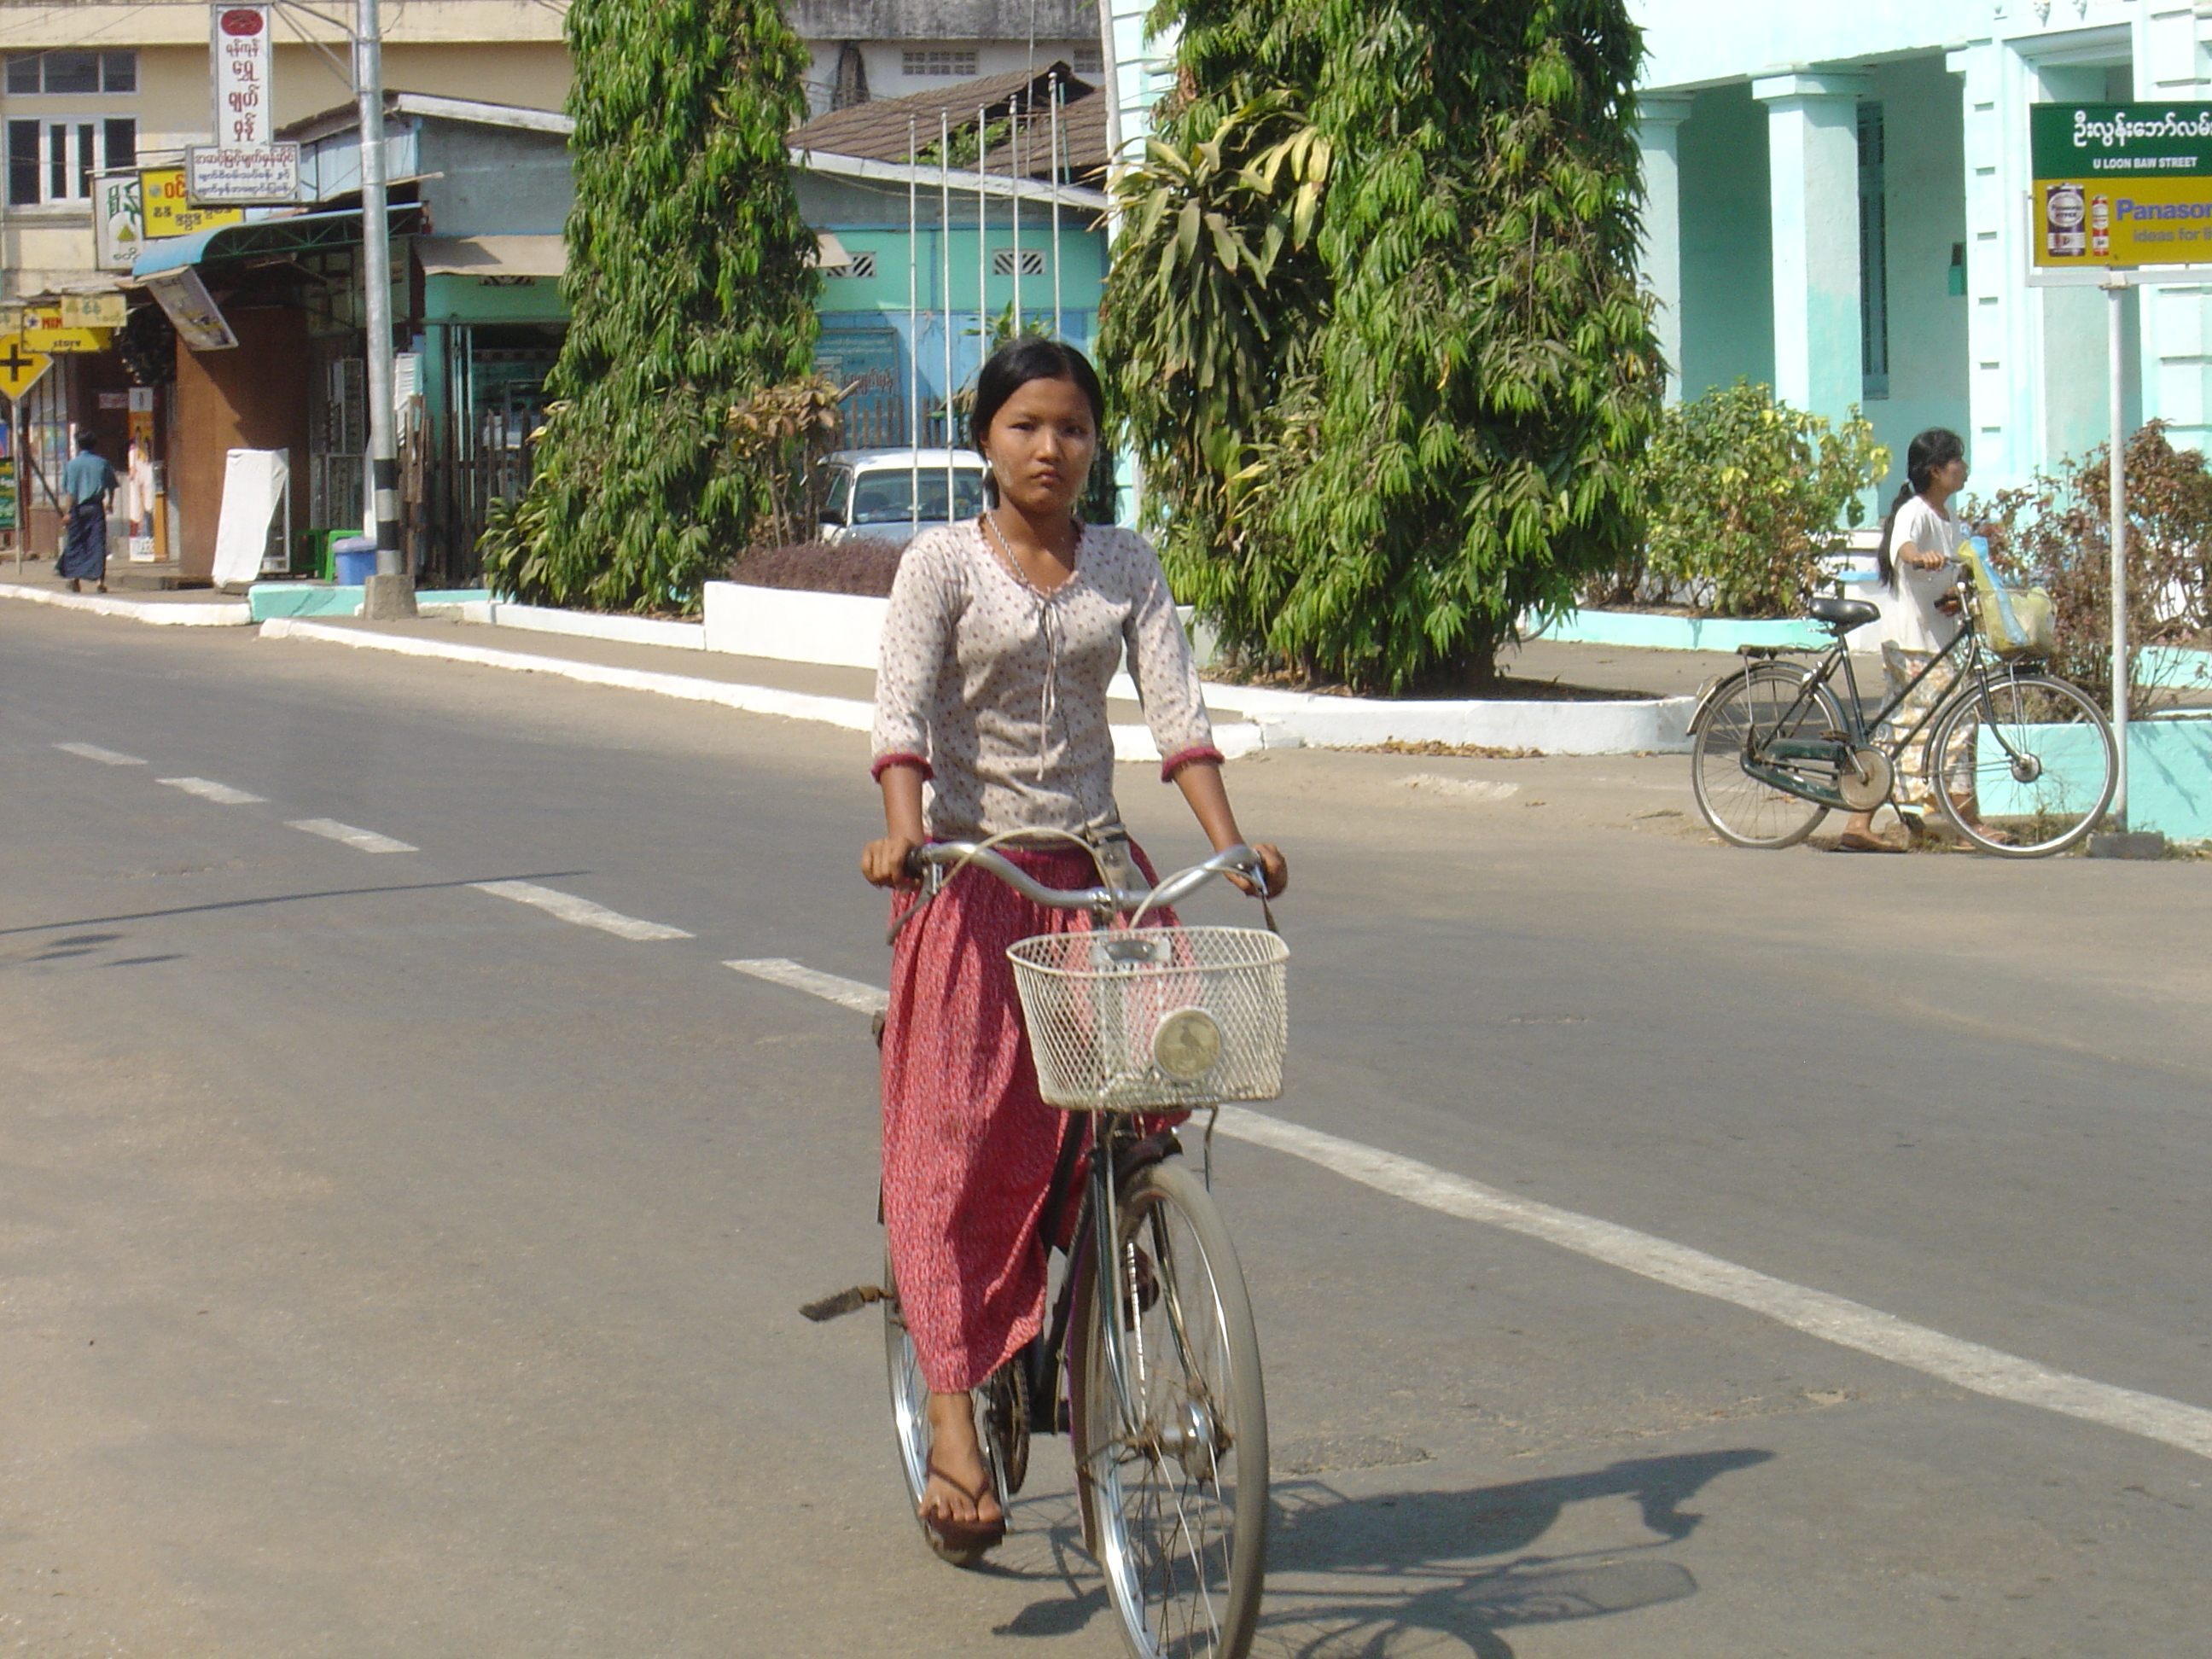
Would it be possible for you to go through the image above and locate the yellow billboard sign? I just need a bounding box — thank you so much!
[60,292,127,329]
[139,166,243,239]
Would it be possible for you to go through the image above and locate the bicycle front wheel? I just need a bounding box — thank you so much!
[1928,672,2116,857]
[1071,1160,1268,1659]
[1691,662,1843,848]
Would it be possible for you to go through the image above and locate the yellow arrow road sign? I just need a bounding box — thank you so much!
[0,335,54,401]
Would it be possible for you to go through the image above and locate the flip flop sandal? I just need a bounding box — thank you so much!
[1834,832,1906,853]
[920,1460,1006,1557]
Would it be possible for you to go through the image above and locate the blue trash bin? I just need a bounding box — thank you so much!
[332,536,377,586]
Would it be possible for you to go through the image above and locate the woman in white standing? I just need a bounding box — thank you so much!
[1837,428,2005,851]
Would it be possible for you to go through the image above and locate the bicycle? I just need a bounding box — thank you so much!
[1689,579,2117,858]
[880,839,1284,1659]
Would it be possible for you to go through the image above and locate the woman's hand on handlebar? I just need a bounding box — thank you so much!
[1228,841,1288,900]
[862,833,925,889]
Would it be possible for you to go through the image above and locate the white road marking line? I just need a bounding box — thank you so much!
[1214,1109,2212,1462]
[756,955,2212,1464]
[285,818,418,854]
[725,958,889,1015]
[157,776,267,806]
[55,741,146,766]
[470,880,692,941]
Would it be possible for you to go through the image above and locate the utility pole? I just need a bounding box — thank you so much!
[354,0,413,616]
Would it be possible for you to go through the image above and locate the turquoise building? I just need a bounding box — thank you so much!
[789,64,1111,448]
[1635,4,2212,499]
[1099,3,2212,499]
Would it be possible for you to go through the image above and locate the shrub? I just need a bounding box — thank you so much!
[1969,420,2212,707]
[1611,380,1888,618]
[727,538,904,597]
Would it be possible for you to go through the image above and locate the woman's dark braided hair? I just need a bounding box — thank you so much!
[1875,427,1965,591]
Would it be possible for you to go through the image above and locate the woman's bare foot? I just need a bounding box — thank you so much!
[921,1389,1004,1537]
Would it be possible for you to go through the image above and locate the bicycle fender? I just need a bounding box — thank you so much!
[1687,661,1811,734]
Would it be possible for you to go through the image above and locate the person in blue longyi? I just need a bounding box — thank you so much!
[58,430,119,594]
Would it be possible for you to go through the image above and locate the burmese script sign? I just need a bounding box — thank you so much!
[2032,102,2212,268]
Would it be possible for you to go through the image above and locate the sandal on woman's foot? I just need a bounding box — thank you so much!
[1834,830,1906,853]
[920,1461,1005,1554]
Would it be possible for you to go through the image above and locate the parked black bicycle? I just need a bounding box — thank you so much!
[1689,574,2117,858]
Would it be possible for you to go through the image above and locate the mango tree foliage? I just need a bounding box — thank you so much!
[483,0,819,610]
[1109,0,1662,690]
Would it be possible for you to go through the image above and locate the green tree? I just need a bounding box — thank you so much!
[487,0,819,610]
[1106,0,1662,691]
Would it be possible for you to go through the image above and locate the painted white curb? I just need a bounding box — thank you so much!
[258,616,1264,762]
[0,582,252,626]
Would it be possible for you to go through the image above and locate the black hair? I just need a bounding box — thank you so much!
[1874,427,1965,590]
[969,336,1106,504]
[75,430,97,451]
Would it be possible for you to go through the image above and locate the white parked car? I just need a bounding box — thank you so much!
[819,447,988,547]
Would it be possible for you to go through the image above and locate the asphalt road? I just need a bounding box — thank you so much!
[3,603,2209,1658]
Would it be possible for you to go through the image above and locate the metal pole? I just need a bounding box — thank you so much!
[355,0,410,613]
[977,106,989,358]
[1010,92,1022,332]
[908,116,918,536]
[2106,275,2129,824]
[941,109,954,492]
[1051,76,1063,342]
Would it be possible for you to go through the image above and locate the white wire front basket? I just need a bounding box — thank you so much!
[1006,925,1289,1111]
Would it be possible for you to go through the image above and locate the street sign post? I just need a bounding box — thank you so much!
[2025,102,2212,826]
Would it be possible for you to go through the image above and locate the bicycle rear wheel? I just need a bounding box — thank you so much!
[1071,1160,1267,1659]
[1691,662,1844,848]
[882,1253,1024,1568]
[1928,672,2116,857]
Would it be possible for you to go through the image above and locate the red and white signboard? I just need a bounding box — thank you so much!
[195,6,296,204]
[212,7,271,148]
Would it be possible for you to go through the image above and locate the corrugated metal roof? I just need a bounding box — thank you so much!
[785,62,1106,177]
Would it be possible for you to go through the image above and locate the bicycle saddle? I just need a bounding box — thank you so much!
[1807,594,1880,632]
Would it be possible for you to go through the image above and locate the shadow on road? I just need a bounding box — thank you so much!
[983,1447,1772,1656]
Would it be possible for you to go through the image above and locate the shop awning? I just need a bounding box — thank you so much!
[417,235,566,278]
[132,203,427,278]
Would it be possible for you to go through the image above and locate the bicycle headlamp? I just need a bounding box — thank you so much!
[1152,1005,1223,1081]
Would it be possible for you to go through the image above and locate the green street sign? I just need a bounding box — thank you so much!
[2032,102,2212,268]
[2031,102,2212,181]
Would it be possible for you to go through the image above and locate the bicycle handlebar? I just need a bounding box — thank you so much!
[906,841,1263,908]
[888,841,1269,946]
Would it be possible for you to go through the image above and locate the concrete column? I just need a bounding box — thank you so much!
[1753,72,1868,422]
[1636,96,1694,403]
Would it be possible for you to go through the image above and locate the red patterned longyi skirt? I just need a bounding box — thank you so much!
[881,841,1177,1394]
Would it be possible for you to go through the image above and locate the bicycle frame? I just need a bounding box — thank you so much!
[1725,591,2040,812]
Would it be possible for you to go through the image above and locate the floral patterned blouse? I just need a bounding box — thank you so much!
[870,518,1222,840]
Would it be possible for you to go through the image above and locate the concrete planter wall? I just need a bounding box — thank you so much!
[2125,716,2212,841]
[699,581,1219,672]
[1971,713,2212,841]
[702,581,887,668]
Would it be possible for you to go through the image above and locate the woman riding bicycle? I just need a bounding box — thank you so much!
[859,337,1288,1555]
